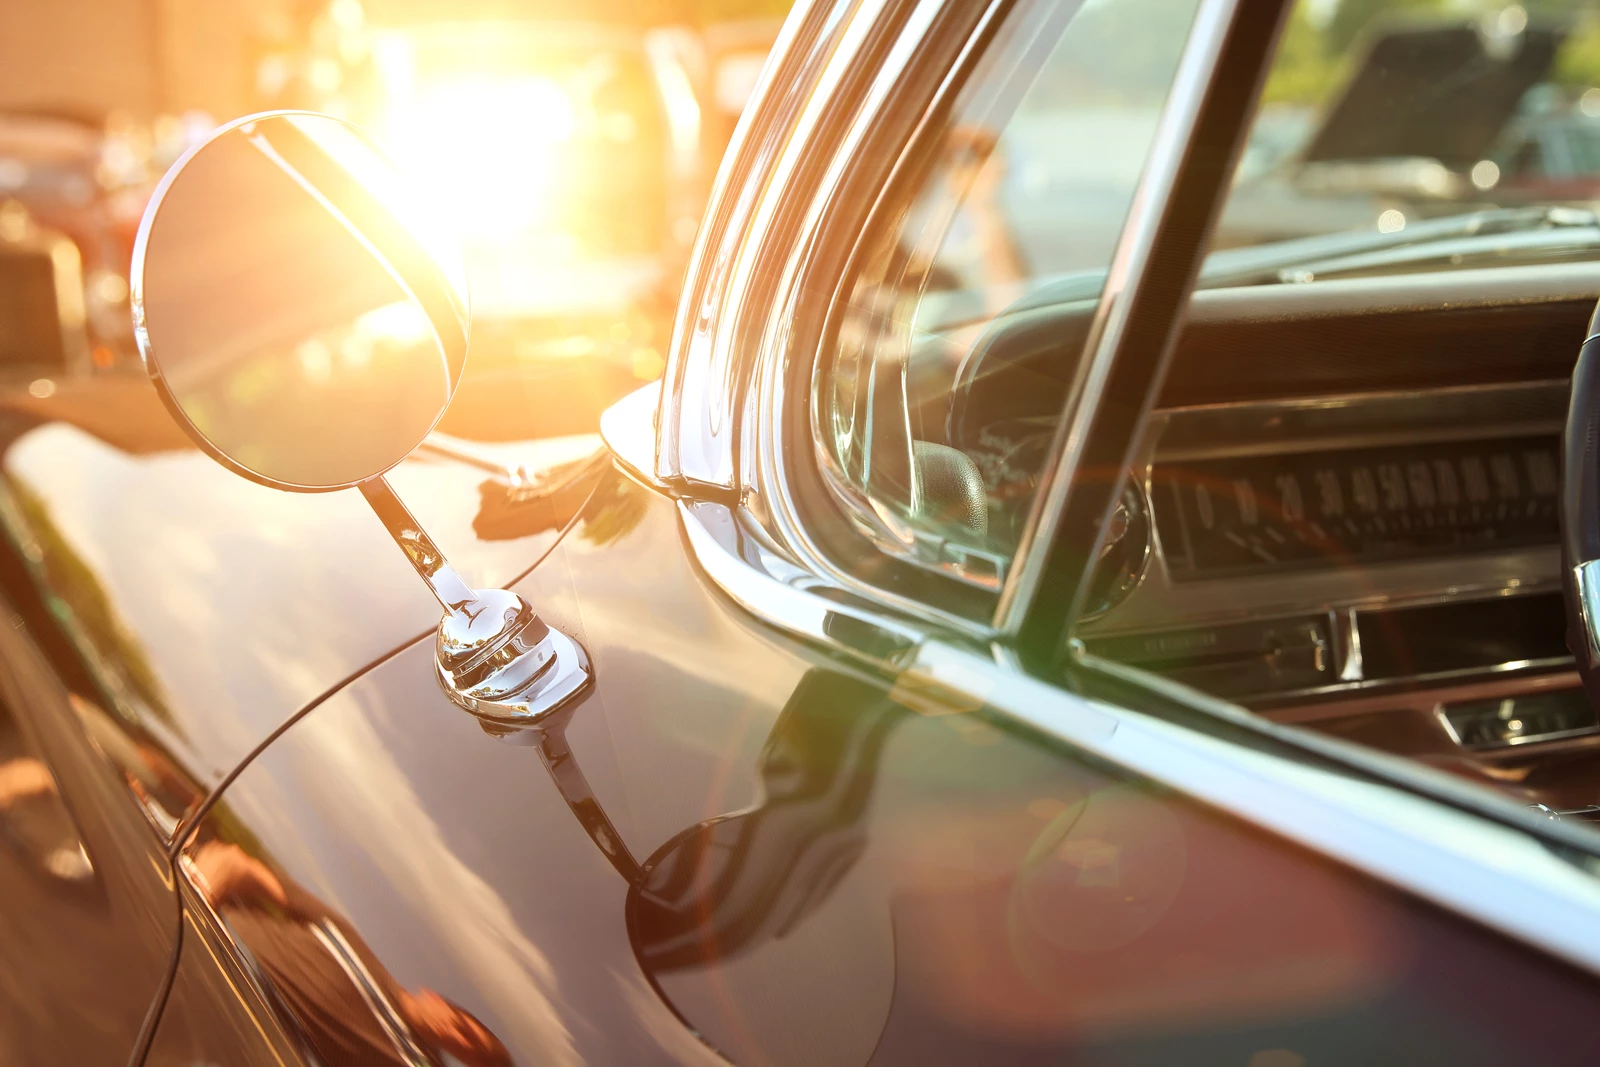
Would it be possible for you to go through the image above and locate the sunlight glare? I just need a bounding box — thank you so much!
[381,76,579,238]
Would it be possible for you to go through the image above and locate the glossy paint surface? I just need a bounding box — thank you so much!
[181,468,1600,1066]
[143,898,302,1067]
[0,585,177,1065]
[0,375,602,799]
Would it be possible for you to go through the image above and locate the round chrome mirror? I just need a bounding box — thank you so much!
[131,111,592,726]
[131,111,469,492]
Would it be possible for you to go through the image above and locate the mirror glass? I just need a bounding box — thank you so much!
[132,112,469,491]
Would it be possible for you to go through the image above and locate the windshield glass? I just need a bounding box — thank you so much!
[903,0,1600,338]
[1214,1,1600,276]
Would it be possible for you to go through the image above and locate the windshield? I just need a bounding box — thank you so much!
[900,0,1600,336]
[1214,1,1600,273]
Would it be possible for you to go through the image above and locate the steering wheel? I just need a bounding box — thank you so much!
[1563,305,1600,704]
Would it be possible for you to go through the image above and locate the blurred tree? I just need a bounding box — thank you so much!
[1262,4,1340,104]
[689,0,793,20]
[1327,0,1447,55]
[1554,16,1600,87]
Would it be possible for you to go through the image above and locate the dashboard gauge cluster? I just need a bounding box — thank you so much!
[1081,478,1152,619]
[1152,434,1560,580]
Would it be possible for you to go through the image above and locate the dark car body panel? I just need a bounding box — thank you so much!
[142,901,305,1067]
[0,376,605,1063]
[177,466,1600,1066]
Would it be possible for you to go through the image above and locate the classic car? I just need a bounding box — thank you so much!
[11,0,1600,1064]
[0,110,151,374]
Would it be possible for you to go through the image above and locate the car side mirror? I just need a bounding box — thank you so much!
[131,111,590,724]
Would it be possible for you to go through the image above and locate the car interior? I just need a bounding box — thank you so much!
[939,260,1599,817]
[811,4,1600,824]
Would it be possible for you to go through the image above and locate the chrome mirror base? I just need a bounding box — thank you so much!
[359,476,592,725]
[436,589,593,724]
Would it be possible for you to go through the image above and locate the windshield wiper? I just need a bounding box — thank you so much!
[927,206,1600,331]
[1200,204,1600,288]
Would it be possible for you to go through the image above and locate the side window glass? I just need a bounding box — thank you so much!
[818,0,1201,590]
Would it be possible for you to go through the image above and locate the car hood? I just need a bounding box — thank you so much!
[0,375,605,805]
[1301,21,1564,168]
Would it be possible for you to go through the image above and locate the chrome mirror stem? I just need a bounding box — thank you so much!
[358,475,593,724]
[358,477,480,615]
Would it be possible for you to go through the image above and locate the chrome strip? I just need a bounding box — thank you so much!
[1152,379,1568,462]
[1156,378,1569,420]
[993,0,1243,636]
[748,0,1011,641]
[1575,559,1600,669]
[1336,608,1363,683]
[680,499,923,671]
[1188,258,1600,324]
[1434,703,1469,747]
[311,922,433,1067]
[1257,654,1574,704]
[656,0,844,487]
[678,496,1600,977]
[600,381,668,492]
[1432,695,1600,751]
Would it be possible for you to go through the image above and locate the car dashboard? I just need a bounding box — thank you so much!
[1054,263,1600,805]
[1086,380,1577,714]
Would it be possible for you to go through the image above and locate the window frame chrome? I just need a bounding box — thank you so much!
[657,0,1294,655]
[654,0,862,492]
[661,0,1015,638]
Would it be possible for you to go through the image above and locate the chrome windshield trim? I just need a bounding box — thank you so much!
[993,0,1246,636]
[600,381,669,492]
[680,499,925,671]
[679,491,1600,977]
[747,0,1010,641]
[651,0,1010,639]
[657,0,859,488]
[1152,379,1569,461]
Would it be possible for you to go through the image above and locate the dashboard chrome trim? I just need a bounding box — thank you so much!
[1268,669,1583,723]
[1433,702,1600,752]
[1253,652,1575,705]
[1083,380,1569,637]
[1336,608,1364,682]
[1575,559,1600,670]
[1152,379,1567,460]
